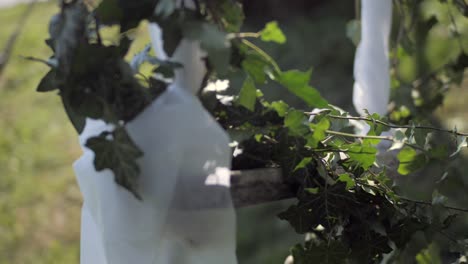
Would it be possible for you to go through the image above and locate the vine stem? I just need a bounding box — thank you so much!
[306,112,468,137]
[241,39,282,74]
[359,180,468,213]
[322,129,427,152]
[399,197,468,213]
[324,130,392,141]
[227,32,260,40]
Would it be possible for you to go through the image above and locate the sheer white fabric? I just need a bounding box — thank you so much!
[74,19,237,264]
[353,0,392,116]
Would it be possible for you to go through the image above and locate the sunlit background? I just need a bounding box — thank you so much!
[0,0,466,263]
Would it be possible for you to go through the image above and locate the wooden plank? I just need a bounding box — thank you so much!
[230,168,296,208]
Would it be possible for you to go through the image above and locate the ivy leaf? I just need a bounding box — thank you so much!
[363,127,381,146]
[291,241,349,264]
[61,95,86,133]
[277,69,328,108]
[269,100,289,117]
[209,0,245,32]
[37,70,59,92]
[95,0,123,25]
[387,219,428,248]
[284,110,309,137]
[294,157,313,171]
[152,59,183,79]
[96,0,156,30]
[260,21,286,44]
[238,77,256,111]
[242,56,269,84]
[416,243,442,264]
[307,117,331,148]
[397,147,427,175]
[86,127,143,200]
[346,143,377,170]
[305,187,319,194]
[345,228,392,261]
[278,204,317,234]
[279,183,357,232]
[428,145,448,160]
[413,126,429,147]
[338,173,355,190]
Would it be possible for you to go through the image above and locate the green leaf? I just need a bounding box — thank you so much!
[269,100,289,117]
[278,204,317,234]
[61,95,86,134]
[241,56,268,83]
[363,128,381,145]
[294,157,313,171]
[86,127,143,200]
[413,126,429,147]
[214,0,245,32]
[397,147,427,175]
[338,173,355,190]
[95,0,123,25]
[277,70,328,108]
[307,117,331,148]
[428,145,448,160]
[152,60,183,79]
[346,144,377,170]
[96,0,156,30]
[238,77,256,111]
[279,183,357,232]
[37,70,59,92]
[260,21,286,44]
[284,110,309,136]
[305,187,319,194]
[394,130,406,141]
[345,228,393,261]
[416,243,442,264]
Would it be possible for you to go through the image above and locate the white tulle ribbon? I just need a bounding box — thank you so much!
[353,0,392,116]
[75,4,237,263]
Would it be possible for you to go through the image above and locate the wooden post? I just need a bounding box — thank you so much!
[230,168,296,208]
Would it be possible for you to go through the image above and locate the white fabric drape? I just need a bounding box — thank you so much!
[353,0,393,116]
[74,11,237,264]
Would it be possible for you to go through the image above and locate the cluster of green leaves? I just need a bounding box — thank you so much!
[211,1,468,262]
[34,0,249,198]
[216,92,468,262]
[35,0,468,263]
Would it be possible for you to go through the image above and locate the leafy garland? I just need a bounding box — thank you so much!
[35,0,468,262]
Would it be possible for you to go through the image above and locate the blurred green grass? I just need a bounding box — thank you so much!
[0,2,153,263]
[0,2,82,264]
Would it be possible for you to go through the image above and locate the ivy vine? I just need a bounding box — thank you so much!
[33,0,468,263]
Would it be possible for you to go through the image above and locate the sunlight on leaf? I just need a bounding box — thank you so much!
[260,21,286,44]
[238,77,257,111]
